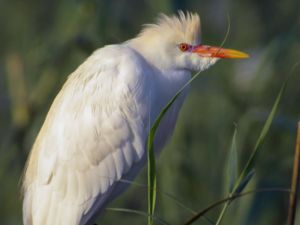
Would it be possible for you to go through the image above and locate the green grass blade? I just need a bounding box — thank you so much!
[235,169,255,194]
[287,122,300,225]
[233,79,287,192]
[147,69,204,225]
[215,78,288,225]
[225,126,238,193]
[147,130,157,225]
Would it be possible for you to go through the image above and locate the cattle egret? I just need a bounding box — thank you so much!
[22,11,248,225]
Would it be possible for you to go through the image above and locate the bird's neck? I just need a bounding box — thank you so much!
[127,38,190,98]
[125,39,191,121]
[126,38,171,71]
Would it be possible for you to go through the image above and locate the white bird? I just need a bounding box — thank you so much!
[22,11,248,225]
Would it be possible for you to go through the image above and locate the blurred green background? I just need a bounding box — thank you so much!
[1,0,300,224]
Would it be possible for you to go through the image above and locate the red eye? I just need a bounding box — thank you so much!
[179,43,189,52]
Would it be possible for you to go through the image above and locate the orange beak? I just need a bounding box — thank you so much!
[192,45,249,59]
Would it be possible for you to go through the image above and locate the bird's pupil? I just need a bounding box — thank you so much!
[179,43,189,52]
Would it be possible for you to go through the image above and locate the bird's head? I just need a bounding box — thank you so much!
[128,11,249,72]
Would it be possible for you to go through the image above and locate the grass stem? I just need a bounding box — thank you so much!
[287,122,300,225]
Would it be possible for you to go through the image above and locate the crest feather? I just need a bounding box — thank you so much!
[138,11,201,45]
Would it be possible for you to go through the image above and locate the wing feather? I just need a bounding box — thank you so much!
[23,45,153,225]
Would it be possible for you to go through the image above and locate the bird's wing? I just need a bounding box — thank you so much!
[23,45,153,225]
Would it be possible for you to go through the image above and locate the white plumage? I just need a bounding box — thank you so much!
[22,12,248,225]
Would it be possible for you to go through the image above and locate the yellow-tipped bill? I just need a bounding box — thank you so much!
[192,45,249,59]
